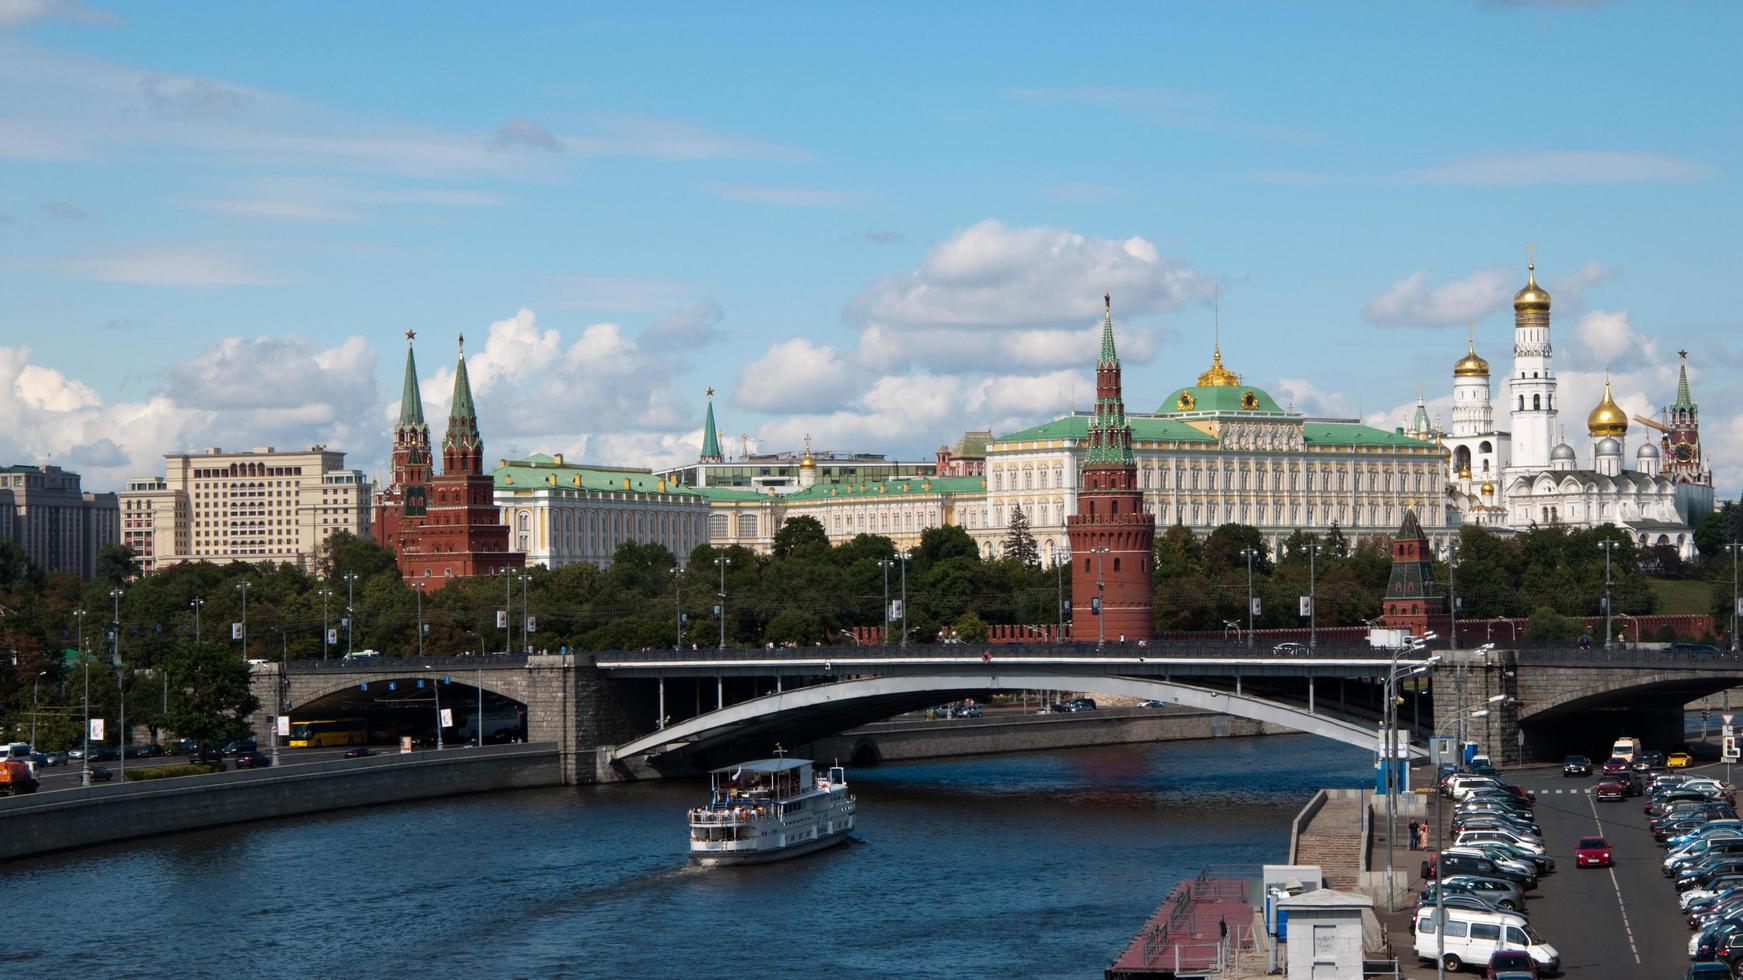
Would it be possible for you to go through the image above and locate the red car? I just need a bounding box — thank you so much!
[1601,756,1631,774]
[1486,948,1539,978]
[1574,835,1612,868]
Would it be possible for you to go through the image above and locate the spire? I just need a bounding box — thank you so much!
[396,330,426,432]
[441,333,483,471]
[1085,295,1136,468]
[1673,349,1695,409]
[1098,293,1118,366]
[699,386,723,462]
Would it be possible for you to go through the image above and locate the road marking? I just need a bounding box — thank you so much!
[1584,792,1642,965]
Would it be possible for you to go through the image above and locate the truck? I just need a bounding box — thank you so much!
[0,759,39,795]
[1612,736,1643,762]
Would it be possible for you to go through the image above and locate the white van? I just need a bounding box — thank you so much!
[1612,736,1642,762]
[1414,907,1559,973]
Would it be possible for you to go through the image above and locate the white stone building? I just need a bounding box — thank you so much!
[491,454,712,568]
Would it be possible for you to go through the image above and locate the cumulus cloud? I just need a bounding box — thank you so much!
[732,339,855,413]
[1363,267,1514,326]
[1273,378,1359,418]
[846,218,1209,372]
[1571,309,1658,370]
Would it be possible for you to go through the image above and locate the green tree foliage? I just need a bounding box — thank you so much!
[1523,606,1582,644]
[771,515,829,559]
[763,609,822,646]
[94,544,135,587]
[953,610,989,644]
[163,639,260,746]
[1002,505,1041,569]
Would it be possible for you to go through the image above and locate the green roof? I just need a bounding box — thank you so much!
[396,340,426,431]
[492,454,700,495]
[700,394,721,460]
[1157,384,1286,415]
[996,414,1215,444]
[953,430,992,457]
[783,476,986,500]
[1300,422,1435,448]
[692,485,769,502]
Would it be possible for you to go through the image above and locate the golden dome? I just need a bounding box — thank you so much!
[799,452,815,470]
[1513,262,1551,311]
[1481,481,1494,496]
[1586,374,1629,438]
[1196,345,1240,387]
[1453,333,1490,377]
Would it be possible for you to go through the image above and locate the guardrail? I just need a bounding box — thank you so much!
[1289,789,1329,865]
[601,641,1413,664]
[274,654,534,672]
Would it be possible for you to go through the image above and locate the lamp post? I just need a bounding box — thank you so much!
[427,667,444,751]
[1240,547,1258,649]
[235,581,250,663]
[342,572,359,657]
[30,670,46,748]
[1430,701,1498,980]
[111,587,125,781]
[672,567,684,651]
[1055,554,1065,645]
[318,589,331,659]
[1446,540,1459,650]
[1383,645,1438,916]
[190,596,204,644]
[413,581,425,658]
[878,558,893,645]
[1092,546,1110,649]
[74,609,88,785]
[521,571,531,654]
[501,570,513,655]
[1307,543,1322,650]
[1599,540,1620,649]
[1726,543,1740,653]
[715,556,731,650]
[898,549,911,648]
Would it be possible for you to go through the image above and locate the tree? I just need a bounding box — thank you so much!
[917,524,978,565]
[94,544,135,587]
[1002,505,1040,568]
[953,610,988,644]
[1325,521,1349,559]
[162,639,260,746]
[772,515,829,559]
[763,609,822,646]
[319,531,400,584]
[1523,606,1582,645]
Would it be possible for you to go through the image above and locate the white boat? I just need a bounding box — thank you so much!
[688,758,856,866]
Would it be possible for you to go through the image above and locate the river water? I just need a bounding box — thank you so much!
[3,734,1371,979]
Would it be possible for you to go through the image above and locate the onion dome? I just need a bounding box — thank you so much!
[1480,481,1494,496]
[1596,436,1622,457]
[1551,442,1577,463]
[1514,261,1551,312]
[1637,442,1660,459]
[1453,325,1490,377]
[1586,374,1629,438]
[800,451,816,470]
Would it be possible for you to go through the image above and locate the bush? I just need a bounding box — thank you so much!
[123,764,223,782]
[1523,606,1582,644]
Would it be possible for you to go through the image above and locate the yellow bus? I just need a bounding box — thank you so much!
[288,718,368,748]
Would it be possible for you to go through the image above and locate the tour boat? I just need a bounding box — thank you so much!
[688,758,856,866]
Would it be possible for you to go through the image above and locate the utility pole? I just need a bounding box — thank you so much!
[715,555,731,650]
[342,572,358,657]
[899,549,910,648]
[1727,543,1740,653]
[75,609,87,786]
[1447,540,1458,650]
[1308,543,1322,650]
[111,587,125,781]
[190,596,204,644]
[503,571,513,654]
[878,558,893,646]
[1599,540,1619,649]
[521,572,531,654]
[413,581,424,658]
[1240,547,1257,649]
[318,589,331,659]
[672,566,684,650]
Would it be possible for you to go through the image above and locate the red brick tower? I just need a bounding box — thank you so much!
[1380,509,1447,637]
[372,330,431,552]
[1067,295,1156,645]
[399,335,523,588]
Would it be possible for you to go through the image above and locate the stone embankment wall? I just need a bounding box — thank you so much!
[0,743,559,862]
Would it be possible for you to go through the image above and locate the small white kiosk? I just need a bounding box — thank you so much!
[1277,887,1377,979]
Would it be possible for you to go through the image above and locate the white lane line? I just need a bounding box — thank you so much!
[1585,793,1642,965]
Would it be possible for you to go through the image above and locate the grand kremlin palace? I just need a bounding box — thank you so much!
[699,340,1453,561]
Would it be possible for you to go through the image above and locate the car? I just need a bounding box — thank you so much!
[1596,775,1630,801]
[43,752,66,767]
[343,746,374,758]
[1272,641,1311,656]
[1562,755,1592,777]
[1686,962,1733,978]
[1601,756,1631,774]
[86,766,113,782]
[1138,699,1166,708]
[65,747,85,761]
[222,737,258,756]
[1062,698,1097,712]
[1575,835,1612,868]
[187,746,225,766]
[953,704,983,718]
[1672,752,1698,770]
[233,750,270,768]
[86,747,119,763]
[1672,642,1726,653]
[1636,750,1667,770]
[1486,949,1538,979]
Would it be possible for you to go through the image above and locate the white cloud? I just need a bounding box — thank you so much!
[1364,267,1514,326]
[0,0,117,27]
[55,248,281,286]
[1552,260,1620,308]
[1275,378,1359,418]
[177,176,510,223]
[641,300,724,350]
[1572,309,1658,370]
[733,339,855,413]
[1264,151,1710,187]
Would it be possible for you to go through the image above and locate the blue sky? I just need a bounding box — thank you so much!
[1,0,1739,494]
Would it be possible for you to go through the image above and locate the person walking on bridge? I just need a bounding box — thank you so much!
[1408,819,1420,850]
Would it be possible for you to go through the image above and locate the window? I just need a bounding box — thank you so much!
[1533,394,1541,410]
[1113,558,1120,572]
[737,513,758,537]
[708,513,729,538]
[1469,923,1501,942]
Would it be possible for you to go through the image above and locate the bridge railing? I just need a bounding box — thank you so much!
[273,654,534,672]
[1513,647,1743,668]
[598,641,1411,663]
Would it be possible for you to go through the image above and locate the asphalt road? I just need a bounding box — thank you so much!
[29,744,463,792]
[1503,762,1737,978]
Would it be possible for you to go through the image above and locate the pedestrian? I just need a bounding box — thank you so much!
[1408,819,1419,850]
[1219,915,1227,944]
[1421,823,1431,850]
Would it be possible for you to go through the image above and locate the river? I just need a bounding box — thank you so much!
[2,734,1372,979]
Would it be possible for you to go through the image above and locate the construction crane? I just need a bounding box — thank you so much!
[1632,414,1670,433]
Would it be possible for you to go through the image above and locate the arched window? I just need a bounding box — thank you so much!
[1518,396,1524,411]
[708,513,729,538]
[1113,558,1121,572]
[1533,394,1541,410]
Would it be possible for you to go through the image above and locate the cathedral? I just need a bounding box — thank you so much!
[1443,259,1713,557]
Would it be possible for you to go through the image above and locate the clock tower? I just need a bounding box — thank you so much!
[1660,350,1712,486]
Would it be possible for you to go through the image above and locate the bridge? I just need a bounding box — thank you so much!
[247,644,1743,782]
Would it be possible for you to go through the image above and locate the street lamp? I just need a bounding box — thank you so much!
[715,555,731,650]
[1383,650,1440,916]
[1306,543,1323,650]
[1446,540,1459,650]
[1239,547,1258,649]
[235,581,250,663]
[520,571,531,655]
[1054,554,1065,646]
[111,587,125,781]
[413,581,425,658]
[898,549,912,648]
[1091,546,1110,649]
[190,596,204,644]
[1725,543,1741,653]
[1598,540,1620,649]
[342,572,359,657]
[30,670,46,748]
[317,589,331,659]
[671,567,684,651]
[74,609,88,785]
[1429,701,1503,980]
[877,558,893,646]
[499,569,513,654]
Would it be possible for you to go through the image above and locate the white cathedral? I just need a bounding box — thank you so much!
[1440,260,1713,558]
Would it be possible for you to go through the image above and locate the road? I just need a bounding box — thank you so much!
[1493,762,1737,978]
[29,743,477,792]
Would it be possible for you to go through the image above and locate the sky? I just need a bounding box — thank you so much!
[1,0,1740,497]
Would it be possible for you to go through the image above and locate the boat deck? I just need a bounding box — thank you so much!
[1106,871,1257,978]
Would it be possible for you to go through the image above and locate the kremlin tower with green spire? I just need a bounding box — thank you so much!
[372,330,431,553]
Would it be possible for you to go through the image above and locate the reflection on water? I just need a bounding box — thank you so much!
[0,734,1371,979]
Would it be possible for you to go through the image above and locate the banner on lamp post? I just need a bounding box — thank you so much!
[231,623,243,640]
[276,716,290,737]
[1251,597,1261,616]
[1299,597,1313,617]
[440,708,453,728]
[327,628,338,645]
[89,719,105,741]
[524,616,537,633]
[889,600,904,620]
[496,611,508,629]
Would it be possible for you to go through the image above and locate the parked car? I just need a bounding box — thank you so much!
[343,746,374,759]
[187,746,225,766]
[1272,642,1311,656]
[1686,961,1733,978]
[1574,835,1611,868]
[86,766,113,782]
[1485,948,1539,978]
[1435,875,1527,913]
[43,752,66,767]
[85,748,119,763]
[1671,752,1697,769]
[233,750,270,768]
[1562,755,1592,777]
